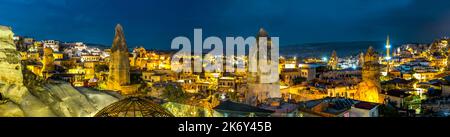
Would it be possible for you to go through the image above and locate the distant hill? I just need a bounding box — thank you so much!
[84,41,402,58]
[85,43,109,50]
[280,41,398,58]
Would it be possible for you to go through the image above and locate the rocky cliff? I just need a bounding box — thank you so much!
[0,26,120,117]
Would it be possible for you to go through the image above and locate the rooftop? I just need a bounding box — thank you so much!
[353,101,379,110]
[213,100,274,114]
[382,89,411,98]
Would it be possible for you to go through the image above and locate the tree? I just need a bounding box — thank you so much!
[162,85,188,103]
[379,104,401,117]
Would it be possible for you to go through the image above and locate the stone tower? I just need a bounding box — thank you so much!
[246,28,280,106]
[107,24,131,91]
[328,50,338,70]
[356,46,381,103]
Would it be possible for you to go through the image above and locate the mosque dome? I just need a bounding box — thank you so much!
[94,96,174,117]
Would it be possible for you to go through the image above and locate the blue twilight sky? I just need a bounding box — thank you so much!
[1,0,450,50]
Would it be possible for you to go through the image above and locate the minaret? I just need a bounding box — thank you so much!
[385,35,391,74]
[385,35,391,60]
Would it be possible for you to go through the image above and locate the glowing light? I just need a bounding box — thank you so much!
[385,44,391,48]
[322,57,327,62]
[220,93,226,100]
[352,65,357,69]
[285,64,296,69]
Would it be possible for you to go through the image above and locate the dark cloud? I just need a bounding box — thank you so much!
[0,0,449,49]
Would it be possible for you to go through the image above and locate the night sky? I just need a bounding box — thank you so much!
[1,0,450,50]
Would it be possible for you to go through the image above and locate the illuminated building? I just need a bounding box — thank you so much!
[196,81,214,93]
[327,85,357,99]
[218,77,236,93]
[27,52,40,61]
[52,52,64,60]
[280,85,327,102]
[413,71,437,81]
[80,55,101,62]
[320,67,361,84]
[83,61,97,80]
[43,40,60,52]
[303,57,325,64]
[298,63,320,81]
[130,47,172,71]
[280,68,301,85]
[284,57,297,69]
[280,58,301,84]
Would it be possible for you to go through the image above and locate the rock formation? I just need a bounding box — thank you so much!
[328,50,338,70]
[106,24,138,95]
[358,52,364,67]
[0,26,22,84]
[41,47,55,78]
[246,28,280,106]
[356,46,381,103]
[0,25,119,117]
[107,25,130,90]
